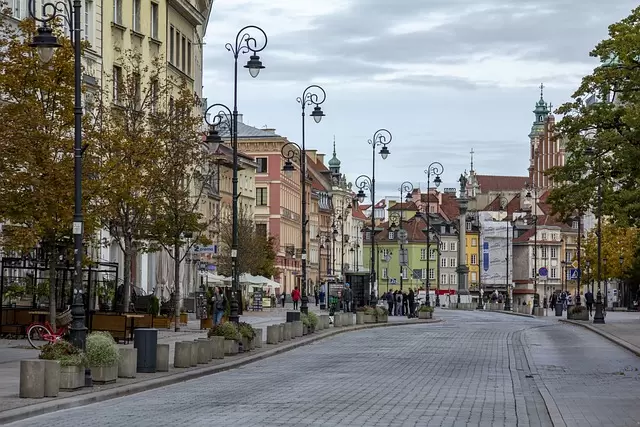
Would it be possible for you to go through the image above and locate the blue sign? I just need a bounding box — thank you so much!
[483,242,489,272]
[569,268,580,280]
[539,267,548,277]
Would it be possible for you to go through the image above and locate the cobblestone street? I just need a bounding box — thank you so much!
[6,310,640,427]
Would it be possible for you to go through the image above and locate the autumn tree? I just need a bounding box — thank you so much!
[0,17,99,328]
[582,223,638,282]
[91,50,167,312]
[547,6,640,225]
[217,207,277,278]
[147,83,213,330]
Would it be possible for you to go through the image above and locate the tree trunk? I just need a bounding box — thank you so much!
[173,241,181,332]
[123,237,132,313]
[48,248,57,333]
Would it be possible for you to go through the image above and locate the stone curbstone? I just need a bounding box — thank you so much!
[0,318,442,425]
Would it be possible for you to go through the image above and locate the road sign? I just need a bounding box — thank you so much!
[569,268,580,280]
[571,260,579,269]
[399,249,408,266]
[389,278,397,285]
[538,267,548,277]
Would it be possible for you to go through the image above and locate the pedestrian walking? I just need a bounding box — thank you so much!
[314,288,319,306]
[280,292,286,308]
[292,287,301,310]
[212,286,225,325]
[395,291,402,316]
[408,289,415,318]
[585,289,594,316]
[386,291,393,315]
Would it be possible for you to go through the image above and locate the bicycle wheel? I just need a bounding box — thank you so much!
[27,325,51,349]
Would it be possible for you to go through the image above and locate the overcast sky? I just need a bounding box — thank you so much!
[202,0,637,200]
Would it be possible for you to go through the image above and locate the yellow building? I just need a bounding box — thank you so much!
[466,225,481,292]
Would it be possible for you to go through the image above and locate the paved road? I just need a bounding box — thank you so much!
[7,311,640,427]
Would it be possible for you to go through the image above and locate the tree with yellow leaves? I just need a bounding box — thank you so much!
[582,223,638,281]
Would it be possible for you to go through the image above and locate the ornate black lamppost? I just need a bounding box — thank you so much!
[424,163,443,307]
[355,130,391,303]
[525,187,540,314]
[224,26,267,322]
[394,182,413,291]
[281,86,326,314]
[497,196,512,311]
[28,0,87,353]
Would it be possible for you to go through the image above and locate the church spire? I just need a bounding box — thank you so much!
[529,83,550,138]
[328,135,341,176]
[470,148,474,173]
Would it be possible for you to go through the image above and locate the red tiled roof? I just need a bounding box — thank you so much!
[482,193,522,218]
[440,193,460,221]
[388,201,418,211]
[476,175,528,192]
[352,208,368,220]
[373,215,429,244]
[358,204,371,211]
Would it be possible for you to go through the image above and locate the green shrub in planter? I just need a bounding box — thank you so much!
[419,305,434,312]
[301,313,310,327]
[307,312,319,328]
[364,306,377,315]
[86,332,120,367]
[569,305,586,315]
[355,306,367,312]
[208,322,241,342]
[238,322,256,340]
[39,339,86,367]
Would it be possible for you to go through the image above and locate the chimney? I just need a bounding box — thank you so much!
[317,153,325,164]
[236,114,243,124]
[443,187,456,195]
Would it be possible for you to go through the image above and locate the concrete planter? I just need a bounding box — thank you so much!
[59,365,85,391]
[224,339,239,355]
[91,364,118,384]
[418,311,433,320]
[240,337,250,353]
[303,325,308,335]
[567,309,589,321]
[20,360,45,398]
[363,314,376,324]
[43,360,60,397]
[377,314,388,323]
[356,312,364,325]
[210,336,225,359]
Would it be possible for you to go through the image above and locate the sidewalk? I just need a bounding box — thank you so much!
[0,313,440,424]
[559,311,640,357]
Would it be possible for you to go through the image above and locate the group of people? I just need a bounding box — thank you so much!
[383,289,418,317]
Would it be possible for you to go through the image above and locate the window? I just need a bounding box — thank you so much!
[449,258,457,268]
[550,247,557,259]
[84,0,94,43]
[440,258,447,268]
[256,223,267,237]
[187,41,192,76]
[169,26,175,64]
[113,0,122,24]
[541,232,547,240]
[11,0,26,19]
[450,274,457,285]
[429,248,437,260]
[572,220,579,229]
[112,66,122,102]
[388,231,395,240]
[421,269,427,279]
[401,267,408,279]
[150,2,159,39]
[256,158,267,173]
[565,251,572,263]
[541,246,547,258]
[132,72,141,108]
[440,274,447,285]
[382,268,388,279]
[470,272,477,283]
[466,222,472,231]
[471,238,477,247]
[420,248,427,260]
[365,232,371,241]
[181,35,186,71]
[256,188,267,206]
[551,268,557,279]
[471,254,478,265]
[132,0,141,31]
[439,242,446,251]
[429,268,435,280]
[449,242,457,251]
[381,249,390,258]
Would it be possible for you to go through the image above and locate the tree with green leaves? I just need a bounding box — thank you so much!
[547,6,640,226]
[147,83,214,331]
[582,223,638,281]
[0,17,99,328]
[90,50,168,312]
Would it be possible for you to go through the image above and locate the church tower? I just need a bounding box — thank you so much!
[328,136,341,185]
[528,84,562,190]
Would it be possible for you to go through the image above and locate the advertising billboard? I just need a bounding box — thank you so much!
[479,212,511,288]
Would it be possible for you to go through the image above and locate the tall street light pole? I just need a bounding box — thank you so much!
[497,196,511,311]
[525,187,540,314]
[282,85,326,315]
[424,163,443,307]
[355,129,392,303]
[225,26,267,323]
[397,182,414,292]
[28,0,87,353]
[585,146,605,323]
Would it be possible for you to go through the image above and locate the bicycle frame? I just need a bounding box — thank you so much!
[27,321,68,342]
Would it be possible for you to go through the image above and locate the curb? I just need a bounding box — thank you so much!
[495,310,536,318]
[0,318,442,424]
[559,319,640,358]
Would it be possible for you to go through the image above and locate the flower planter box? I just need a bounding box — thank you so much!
[303,325,308,335]
[240,337,250,352]
[377,314,388,323]
[567,309,589,321]
[152,316,171,329]
[59,365,85,391]
[363,314,376,324]
[91,364,117,384]
[224,339,238,355]
[179,313,188,325]
[418,311,433,320]
[200,318,213,330]
[309,324,315,334]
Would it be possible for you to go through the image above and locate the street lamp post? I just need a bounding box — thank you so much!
[397,182,414,292]
[225,26,267,323]
[281,85,326,315]
[355,129,392,303]
[497,196,511,311]
[424,163,443,307]
[28,0,87,353]
[585,146,605,324]
[525,187,540,314]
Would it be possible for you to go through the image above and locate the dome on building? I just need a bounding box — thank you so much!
[328,138,341,168]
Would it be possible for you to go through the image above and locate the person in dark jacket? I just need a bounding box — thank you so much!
[408,289,415,318]
[386,291,394,315]
[584,290,594,316]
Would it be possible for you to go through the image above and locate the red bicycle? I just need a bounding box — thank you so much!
[27,310,72,349]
